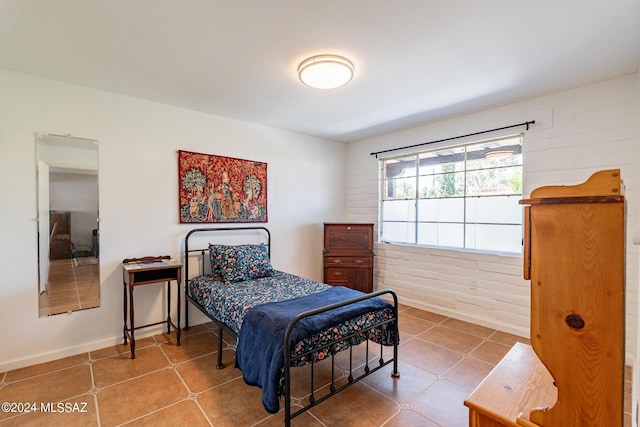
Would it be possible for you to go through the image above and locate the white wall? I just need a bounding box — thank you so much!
[0,69,346,371]
[634,70,640,427]
[346,73,640,363]
[50,172,98,248]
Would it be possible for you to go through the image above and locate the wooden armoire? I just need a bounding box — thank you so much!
[521,169,626,426]
[323,223,374,293]
[465,169,626,426]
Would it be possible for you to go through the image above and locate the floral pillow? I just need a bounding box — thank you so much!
[209,243,274,283]
[208,244,225,281]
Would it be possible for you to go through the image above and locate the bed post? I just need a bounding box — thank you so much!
[216,322,225,369]
[391,291,400,378]
[284,331,292,427]
[184,229,192,329]
[184,228,209,330]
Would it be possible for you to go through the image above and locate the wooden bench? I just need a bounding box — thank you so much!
[464,342,557,427]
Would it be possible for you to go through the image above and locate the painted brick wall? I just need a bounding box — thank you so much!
[345,73,639,360]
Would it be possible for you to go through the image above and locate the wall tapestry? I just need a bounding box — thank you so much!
[178,150,267,223]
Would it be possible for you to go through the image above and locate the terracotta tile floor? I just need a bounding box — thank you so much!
[38,258,100,316]
[0,304,632,426]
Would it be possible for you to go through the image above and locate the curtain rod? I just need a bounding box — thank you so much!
[370,120,535,158]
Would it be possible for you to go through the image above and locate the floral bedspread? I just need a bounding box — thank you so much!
[189,270,330,333]
[188,271,396,363]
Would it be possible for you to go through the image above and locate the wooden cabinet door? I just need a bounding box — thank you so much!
[527,201,624,427]
[349,268,373,293]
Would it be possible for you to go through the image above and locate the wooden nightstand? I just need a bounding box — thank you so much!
[121,256,182,359]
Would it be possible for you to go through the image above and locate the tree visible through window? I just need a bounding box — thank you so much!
[379,135,523,254]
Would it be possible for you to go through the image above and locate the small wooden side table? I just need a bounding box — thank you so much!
[121,256,182,359]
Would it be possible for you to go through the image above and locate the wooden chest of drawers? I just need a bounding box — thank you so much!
[323,223,374,293]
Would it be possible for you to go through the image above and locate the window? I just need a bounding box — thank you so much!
[380,135,523,254]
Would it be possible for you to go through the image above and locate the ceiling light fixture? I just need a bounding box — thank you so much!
[298,54,354,89]
[484,149,515,159]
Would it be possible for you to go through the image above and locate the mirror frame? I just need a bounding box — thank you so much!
[36,133,100,316]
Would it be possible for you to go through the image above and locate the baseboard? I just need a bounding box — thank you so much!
[395,297,530,339]
[0,317,210,373]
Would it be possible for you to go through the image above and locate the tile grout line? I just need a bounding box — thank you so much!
[72,259,81,306]
[88,360,102,427]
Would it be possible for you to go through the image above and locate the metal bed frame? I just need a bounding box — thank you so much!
[183,226,399,426]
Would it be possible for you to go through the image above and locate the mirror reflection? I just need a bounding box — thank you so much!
[37,133,100,316]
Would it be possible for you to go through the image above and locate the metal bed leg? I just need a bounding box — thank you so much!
[330,351,336,392]
[284,341,292,427]
[392,301,400,379]
[309,361,316,404]
[184,278,190,330]
[392,341,400,379]
[166,280,171,334]
[216,322,225,369]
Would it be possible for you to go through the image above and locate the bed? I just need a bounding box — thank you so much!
[183,226,399,426]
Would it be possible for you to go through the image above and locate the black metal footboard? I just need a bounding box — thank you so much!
[282,288,399,427]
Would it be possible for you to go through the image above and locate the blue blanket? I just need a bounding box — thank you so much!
[235,286,392,413]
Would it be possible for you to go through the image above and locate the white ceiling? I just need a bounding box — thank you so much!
[1,1,639,142]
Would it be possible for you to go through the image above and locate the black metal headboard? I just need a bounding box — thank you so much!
[184,226,271,327]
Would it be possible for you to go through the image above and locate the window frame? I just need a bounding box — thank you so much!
[378,134,524,255]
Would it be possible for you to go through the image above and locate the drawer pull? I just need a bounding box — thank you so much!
[354,259,364,264]
[332,259,342,264]
[332,271,343,276]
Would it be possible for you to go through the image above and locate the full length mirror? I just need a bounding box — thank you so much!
[37,133,99,316]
